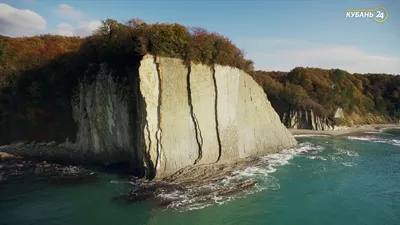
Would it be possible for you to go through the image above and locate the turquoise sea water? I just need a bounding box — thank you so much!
[1,128,399,225]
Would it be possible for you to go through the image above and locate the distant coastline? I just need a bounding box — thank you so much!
[289,124,400,137]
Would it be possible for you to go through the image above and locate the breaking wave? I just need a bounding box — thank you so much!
[379,127,400,133]
[364,131,380,135]
[336,148,359,157]
[305,145,359,167]
[306,156,327,160]
[346,136,400,146]
[293,134,329,138]
[258,142,324,173]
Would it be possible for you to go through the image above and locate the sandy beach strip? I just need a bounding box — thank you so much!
[289,124,400,137]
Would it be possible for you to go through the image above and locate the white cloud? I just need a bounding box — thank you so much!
[56,4,85,21]
[54,23,74,36]
[52,4,100,37]
[54,20,101,37]
[248,40,400,75]
[0,3,46,37]
[0,3,99,38]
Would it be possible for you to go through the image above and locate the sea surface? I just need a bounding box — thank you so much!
[0,128,399,225]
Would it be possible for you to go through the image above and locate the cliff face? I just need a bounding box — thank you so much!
[281,109,334,131]
[73,64,135,160]
[70,55,297,179]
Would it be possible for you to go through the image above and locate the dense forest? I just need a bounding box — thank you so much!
[251,68,400,125]
[0,18,398,143]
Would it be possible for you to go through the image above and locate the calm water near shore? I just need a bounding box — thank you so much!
[1,128,399,225]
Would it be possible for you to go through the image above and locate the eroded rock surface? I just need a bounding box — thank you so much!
[73,64,135,162]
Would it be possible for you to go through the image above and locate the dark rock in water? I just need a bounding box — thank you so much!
[156,179,257,209]
[165,179,257,208]
[114,178,187,204]
[0,152,97,184]
[0,152,17,160]
[115,162,260,211]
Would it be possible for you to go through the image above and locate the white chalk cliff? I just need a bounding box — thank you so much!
[72,55,297,179]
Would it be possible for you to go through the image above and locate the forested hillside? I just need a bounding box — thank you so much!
[251,68,400,126]
[0,18,398,143]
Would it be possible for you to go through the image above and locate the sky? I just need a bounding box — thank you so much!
[0,0,399,74]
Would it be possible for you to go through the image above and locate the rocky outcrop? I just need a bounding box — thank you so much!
[282,109,334,131]
[70,55,297,179]
[334,108,344,118]
[0,151,96,184]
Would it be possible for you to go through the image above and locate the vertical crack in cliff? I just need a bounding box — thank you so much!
[186,64,203,165]
[143,121,155,179]
[132,66,154,179]
[145,124,151,157]
[154,56,163,172]
[135,79,145,176]
[212,65,222,162]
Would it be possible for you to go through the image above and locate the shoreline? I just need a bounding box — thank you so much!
[289,124,400,137]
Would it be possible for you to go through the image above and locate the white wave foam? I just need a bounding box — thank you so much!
[154,142,325,212]
[293,134,329,138]
[347,136,400,146]
[342,162,357,167]
[232,166,270,179]
[392,140,400,146]
[306,156,327,161]
[364,131,380,134]
[379,127,400,133]
[110,180,136,185]
[261,143,323,165]
[336,148,359,157]
[184,203,213,211]
[347,136,373,141]
[157,190,187,201]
